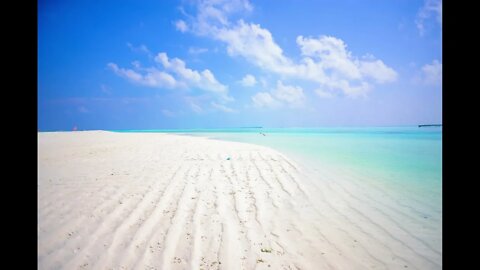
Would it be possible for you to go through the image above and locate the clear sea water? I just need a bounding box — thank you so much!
[114,126,442,215]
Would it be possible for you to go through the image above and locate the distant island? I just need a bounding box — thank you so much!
[418,124,442,127]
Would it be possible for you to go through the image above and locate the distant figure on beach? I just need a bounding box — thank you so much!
[73,126,78,131]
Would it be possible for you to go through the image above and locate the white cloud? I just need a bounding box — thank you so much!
[314,89,334,99]
[178,1,397,98]
[329,80,371,98]
[216,21,293,74]
[154,52,231,101]
[127,43,152,56]
[211,101,236,113]
[109,52,231,102]
[421,60,442,85]
[154,53,170,67]
[188,47,209,54]
[296,36,397,84]
[295,35,395,96]
[251,81,305,109]
[271,81,305,107]
[251,92,280,109]
[358,59,398,83]
[240,74,257,87]
[108,63,179,89]
[296,35,361,80]
[416,0,442,35]
[192,0,253,34]
[175,20,189,32]
[131,60,141,69]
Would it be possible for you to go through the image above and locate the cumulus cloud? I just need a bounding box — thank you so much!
[271,81,305,107]
[296,35,361,80]
[175,20,189,32]
[251,81,305,109]
[240,74,257,87]
[154,52,231,100]
[251,92,280,109]
[416,0,442,35]
[421,60,442,85]
[108,63,179,89]
[179,0,397,98]
[109,52,231,102]
[358,59,398,83]
[216,21,293,74]
[216,26,395,96]
[192,0,253,35]
[155,52,227,95]
[296,36,397,88]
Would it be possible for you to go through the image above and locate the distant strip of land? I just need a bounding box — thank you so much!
[418,124,442,127]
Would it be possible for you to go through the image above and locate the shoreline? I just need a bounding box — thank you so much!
[38,131,441,269]
[177,130,442,204]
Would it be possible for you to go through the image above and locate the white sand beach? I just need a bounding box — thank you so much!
[38,131,441,270]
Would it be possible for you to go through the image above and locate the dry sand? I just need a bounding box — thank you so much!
[38,131,441,269]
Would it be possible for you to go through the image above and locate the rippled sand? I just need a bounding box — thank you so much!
[38,131,441,269]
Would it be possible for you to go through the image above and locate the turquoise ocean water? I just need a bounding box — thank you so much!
[114,126,442,216]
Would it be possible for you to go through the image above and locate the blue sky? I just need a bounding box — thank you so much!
[38,0,442,130]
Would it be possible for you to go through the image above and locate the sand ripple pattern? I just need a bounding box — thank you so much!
[38,131,441,270]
